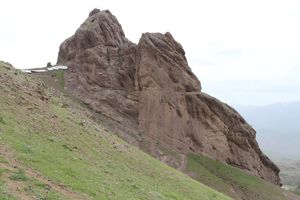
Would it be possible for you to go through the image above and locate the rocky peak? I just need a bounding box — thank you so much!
[88,8,100,17]
[57,8,281,186]
[57,9,130,64]
[136,32,200,92]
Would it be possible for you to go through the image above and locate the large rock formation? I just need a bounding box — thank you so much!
[57,9,280,185]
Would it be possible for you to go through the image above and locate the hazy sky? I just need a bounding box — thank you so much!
[1,0,300,105]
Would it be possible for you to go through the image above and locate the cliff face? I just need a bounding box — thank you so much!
[57,9,280,185]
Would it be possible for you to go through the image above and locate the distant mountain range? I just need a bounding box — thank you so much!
[235,101,300,161]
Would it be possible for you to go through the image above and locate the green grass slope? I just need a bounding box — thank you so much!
[0,61,232,199]
[185,154,299,200]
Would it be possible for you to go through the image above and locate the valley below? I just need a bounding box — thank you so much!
[236,103,300,195]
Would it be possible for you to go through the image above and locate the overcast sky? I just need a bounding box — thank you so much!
[1,0,300,106]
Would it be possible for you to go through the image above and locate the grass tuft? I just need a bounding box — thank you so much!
[9,169,28,181]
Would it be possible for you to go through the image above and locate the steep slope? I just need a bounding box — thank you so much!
[57,8,280,185]
[0,61,232,199]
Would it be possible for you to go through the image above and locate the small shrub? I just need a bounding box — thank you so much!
[20,144,33,154]
[62,144,72,152]
[0,117,5,124]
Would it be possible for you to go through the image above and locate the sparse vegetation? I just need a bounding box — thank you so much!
[0,181,17,200]
[23,178,67,200]
[0,167,67,199]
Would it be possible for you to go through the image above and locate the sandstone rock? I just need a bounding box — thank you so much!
[57,10,139,144]
[57,9,280,185]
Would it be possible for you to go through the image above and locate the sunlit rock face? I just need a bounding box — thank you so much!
[57,9,280,185]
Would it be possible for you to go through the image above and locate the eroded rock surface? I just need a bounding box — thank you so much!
[57,9,280,185]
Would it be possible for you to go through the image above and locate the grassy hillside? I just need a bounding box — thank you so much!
[0,61,232,199]
[185,154,299,200]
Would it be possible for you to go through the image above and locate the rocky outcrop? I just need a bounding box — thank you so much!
[58,9,139,143]
[57,9,280,185]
